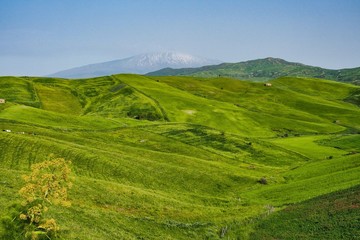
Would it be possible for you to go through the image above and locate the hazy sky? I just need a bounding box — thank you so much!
[1,0,360,76]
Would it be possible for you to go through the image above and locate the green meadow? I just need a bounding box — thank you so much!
[0,74,359,239]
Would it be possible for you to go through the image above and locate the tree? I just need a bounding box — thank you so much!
[18,156,72,239]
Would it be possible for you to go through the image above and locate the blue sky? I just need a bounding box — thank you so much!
[1,0,360,76]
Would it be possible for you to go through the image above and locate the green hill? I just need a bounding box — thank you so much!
[147,58,360,85]
[0,74,359,239]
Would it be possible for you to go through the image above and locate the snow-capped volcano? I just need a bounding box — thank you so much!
[48,52,222,79]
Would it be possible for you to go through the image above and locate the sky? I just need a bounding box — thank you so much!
[1,0,360,76]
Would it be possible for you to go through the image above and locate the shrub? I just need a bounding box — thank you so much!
[18,156,72,239]
[258,177,268,185]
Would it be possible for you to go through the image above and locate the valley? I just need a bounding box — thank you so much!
[0,74,359,239]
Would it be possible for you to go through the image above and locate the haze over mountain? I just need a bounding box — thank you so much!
[48,52,222,79]
[147,57,360,84]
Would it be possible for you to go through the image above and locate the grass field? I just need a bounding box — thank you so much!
[0,74,359,239]
[250,185,360,239]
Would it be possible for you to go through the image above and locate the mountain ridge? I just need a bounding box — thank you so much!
[147,57,360,84]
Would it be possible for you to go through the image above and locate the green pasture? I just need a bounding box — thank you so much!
[0,74,359,239]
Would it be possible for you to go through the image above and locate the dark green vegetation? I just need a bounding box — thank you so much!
[0,74,359,239]
[147,57,360,85]
[251,185,360,239]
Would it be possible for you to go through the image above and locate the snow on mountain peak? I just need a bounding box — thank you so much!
[127,52,219,67]
[48,52,222,79]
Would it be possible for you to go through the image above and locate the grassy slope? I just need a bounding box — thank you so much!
[0,75,359,239]
[250,185,360,240]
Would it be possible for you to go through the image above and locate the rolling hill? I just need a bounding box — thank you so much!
[147,57,360,84]
[48,52,221,79]
[0,74,359,239]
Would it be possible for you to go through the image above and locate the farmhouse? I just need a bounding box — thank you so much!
[0,99,5,104]
[264,83,272,87]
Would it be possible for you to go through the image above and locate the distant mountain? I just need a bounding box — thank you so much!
[147,57,360,84]
[48,52,222,79]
